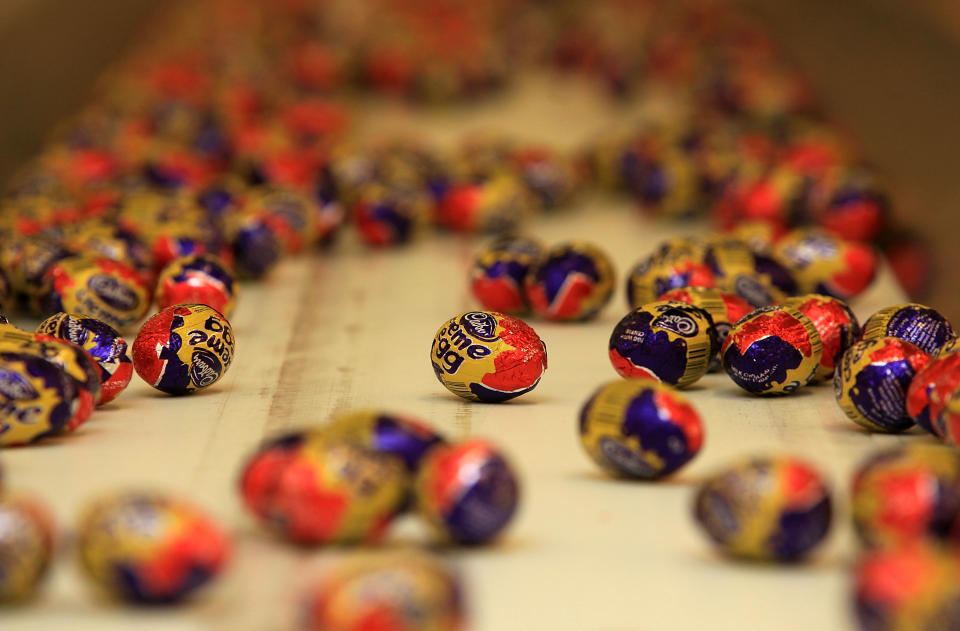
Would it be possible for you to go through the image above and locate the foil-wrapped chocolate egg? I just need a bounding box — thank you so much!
[862,303,956,356]
[76,492,230,604]
[579,380,703,479]
[155,254,237,317]
[773,228,877,300]
[226,210,282,278]
[608,301,715,388]
[721,306,823,395]
[0,236,73,313]
[239,432,408,545]
[430,311,547,403]
[0,495,55,603]
[852,444,960,549]
[352,182,430,247]
[817,178,888,243]
[436,173,531,233]
[41,256,151,331]
[693,456,832,562]
[854,542,960,631]
[906,352,960,436]
[248,187,317,255]
[301,552,465,631]
[526,241,615,321]
[510,145,580,211]
[415,439,519,545]
[36,312,133,405]
[132,304,235,395]
[835,337,930,433]
[59,222,153,278]
[0,351,79,446]
[628,149,702,218]
[469,236,542,315]
[0,328,100,431]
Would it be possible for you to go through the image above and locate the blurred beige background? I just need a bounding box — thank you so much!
[0,0,155,178]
